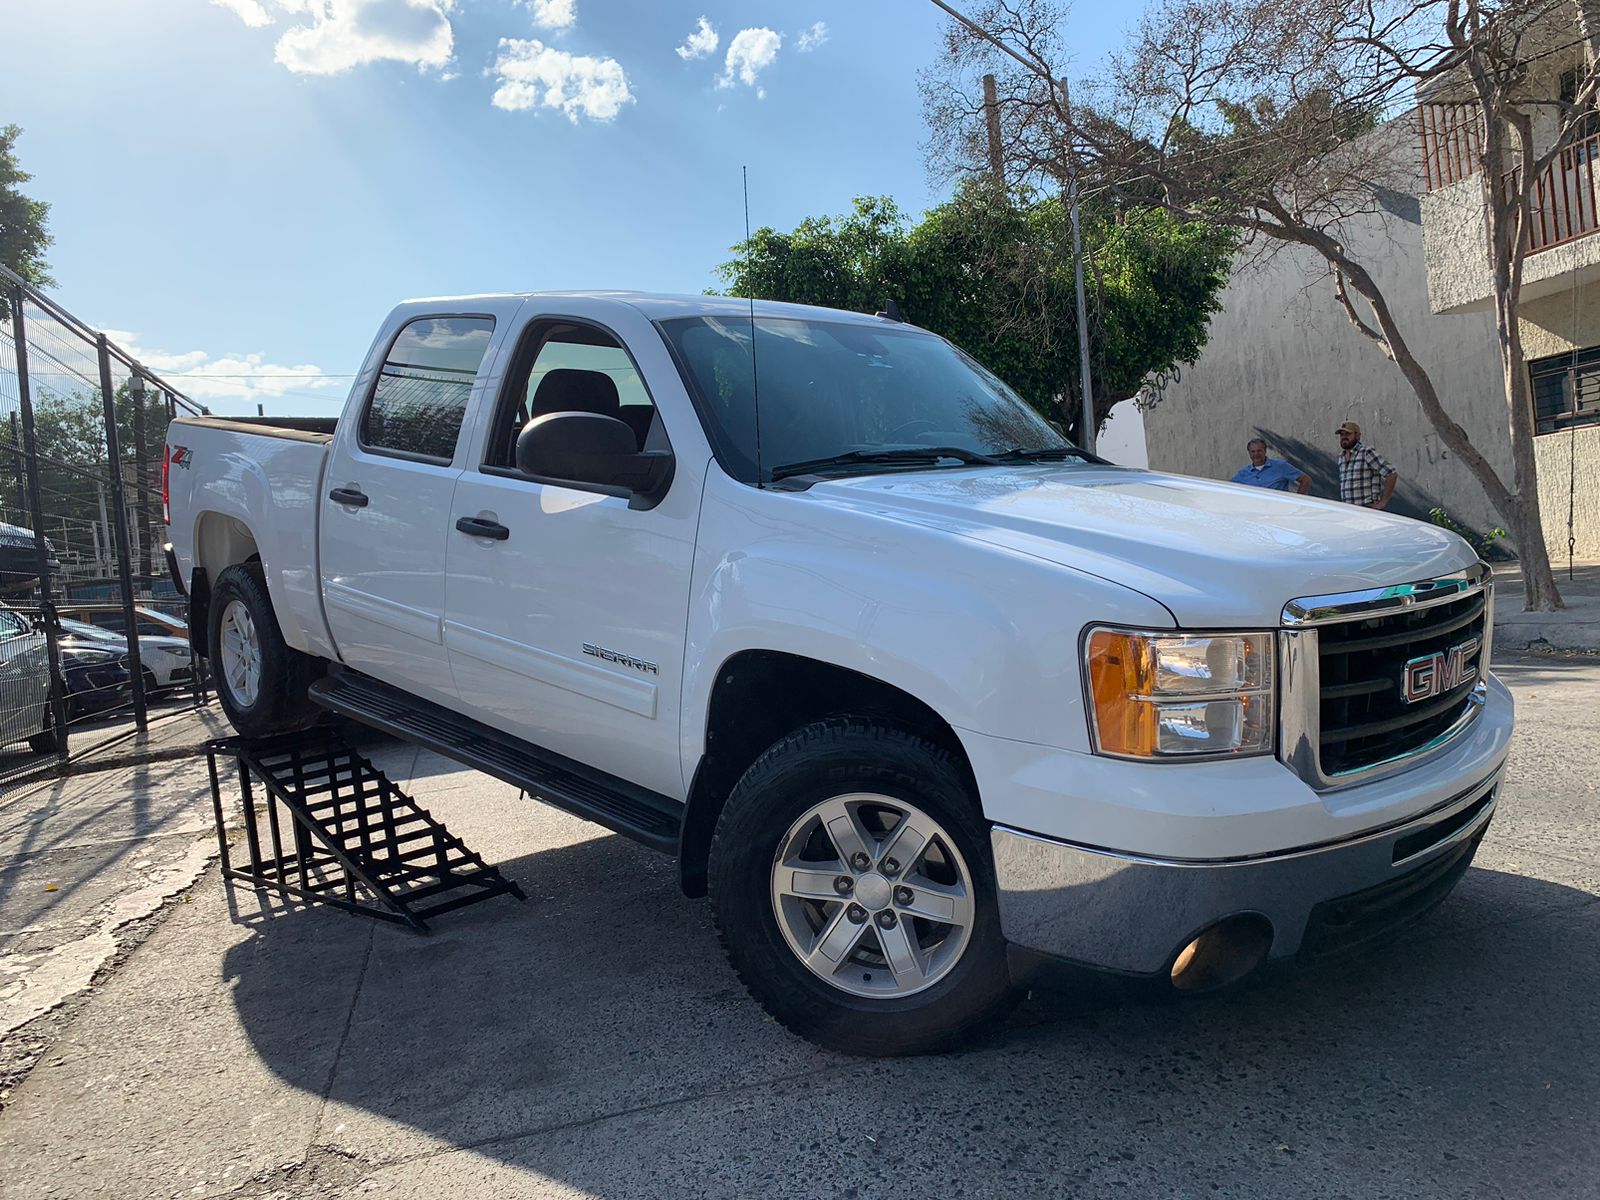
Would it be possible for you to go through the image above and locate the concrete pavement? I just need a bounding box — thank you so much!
[1494,560,1600,651]
[0,655,1597,1198]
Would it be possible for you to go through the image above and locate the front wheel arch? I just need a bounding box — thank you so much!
[679,650,980,898]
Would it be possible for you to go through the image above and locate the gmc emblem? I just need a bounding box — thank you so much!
[1400,637,1481,704]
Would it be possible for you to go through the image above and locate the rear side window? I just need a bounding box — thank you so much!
[361,316,495,462]
[0,611,25,639]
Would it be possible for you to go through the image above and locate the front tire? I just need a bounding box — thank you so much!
[708,720,1019,1056]
[209,562,320,737]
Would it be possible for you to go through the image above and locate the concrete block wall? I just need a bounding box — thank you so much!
[1146,195,1516,546]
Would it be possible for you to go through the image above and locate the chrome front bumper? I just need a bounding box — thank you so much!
[991,769,1499,976]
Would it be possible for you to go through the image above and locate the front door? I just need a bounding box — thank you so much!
[443,317,697,799]
[320,312,501,707]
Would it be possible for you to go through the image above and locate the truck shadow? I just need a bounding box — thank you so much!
[219,831,1600,1195]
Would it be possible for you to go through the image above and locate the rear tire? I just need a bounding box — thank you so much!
[708,720,1019,1056]
[209,562,321,737]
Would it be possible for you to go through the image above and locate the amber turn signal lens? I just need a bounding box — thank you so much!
[1086,629,1159,756]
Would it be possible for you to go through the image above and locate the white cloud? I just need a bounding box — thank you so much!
[718,27,780,92]
[522,0,576,31]
[211,0,275,28]
[675,16,718,60]
[102,330,344,409]
[796,21,827,52]
[490,38,633,123]
[271,0,455,75]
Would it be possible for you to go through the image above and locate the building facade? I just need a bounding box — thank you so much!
[1147,63,1600,566]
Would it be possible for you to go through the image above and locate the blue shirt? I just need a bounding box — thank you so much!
[1230,458,1304,491]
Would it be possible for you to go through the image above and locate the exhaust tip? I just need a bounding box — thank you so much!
[1170,914,1273,992]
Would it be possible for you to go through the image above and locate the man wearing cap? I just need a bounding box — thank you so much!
[1231,437,1311,493]
[1336,421,1399,509]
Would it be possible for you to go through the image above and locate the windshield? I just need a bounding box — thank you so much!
[659,316,1070,483]
[61,619,122,643]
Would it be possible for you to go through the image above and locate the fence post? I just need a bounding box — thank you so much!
[8,413,25,524]
[11,283,72,761]
[131,373,152,586]
[96,334,147,731]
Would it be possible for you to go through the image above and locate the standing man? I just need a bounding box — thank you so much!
[1335,421,1399,510]
[1231,438,1311,493]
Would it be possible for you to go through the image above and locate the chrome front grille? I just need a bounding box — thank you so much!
[1279,563,1493,789]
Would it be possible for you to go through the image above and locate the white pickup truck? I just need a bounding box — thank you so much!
[165,293,1512,1054]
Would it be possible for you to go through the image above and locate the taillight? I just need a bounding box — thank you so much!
[162,444,173,524]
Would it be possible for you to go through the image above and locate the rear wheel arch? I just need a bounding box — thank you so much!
[189,512,263,659]
[678,649,980,898]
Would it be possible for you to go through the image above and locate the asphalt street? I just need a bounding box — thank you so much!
[0,652,1595,1199]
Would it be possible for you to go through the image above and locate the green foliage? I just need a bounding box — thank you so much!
[0,125,55,305]
[714,185,1233,436]
[2,383,171,534]
[1429,507,1508,560]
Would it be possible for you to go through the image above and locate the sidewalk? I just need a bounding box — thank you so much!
[1493,560,1600,653]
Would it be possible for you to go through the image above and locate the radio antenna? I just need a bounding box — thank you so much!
[743,165,764,487]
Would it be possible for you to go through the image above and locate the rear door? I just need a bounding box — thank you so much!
[320,309,510,706]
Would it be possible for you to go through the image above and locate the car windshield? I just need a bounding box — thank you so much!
[61,619,122,643]
[659,315,1072,483]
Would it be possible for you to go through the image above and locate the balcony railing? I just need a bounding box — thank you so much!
[1523,132,1600,254]
[1419,103,1484,191]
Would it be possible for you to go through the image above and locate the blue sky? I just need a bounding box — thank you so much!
[7,0,1133,415]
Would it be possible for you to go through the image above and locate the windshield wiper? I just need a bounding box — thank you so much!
[768,446,999,481]
[993,445,1111,465]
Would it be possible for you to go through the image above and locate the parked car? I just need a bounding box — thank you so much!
[0,522,60,593]
[58,617,193,697]
[55,603,188,641]
[0,607,55,753]
[166,293,1512,1055]
[54,625,132,719]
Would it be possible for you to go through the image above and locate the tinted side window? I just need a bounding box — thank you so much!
[0,612,24,639]
[362,316,495,461]
[487,324,657,468]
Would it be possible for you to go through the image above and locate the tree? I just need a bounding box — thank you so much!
[716,186,1232,439]
[923,0,1595,610]
[0,124,54,315]
[2,383,171,581]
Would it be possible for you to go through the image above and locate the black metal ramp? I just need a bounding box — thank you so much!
[206,731,525,932]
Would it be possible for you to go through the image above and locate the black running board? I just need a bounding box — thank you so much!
[309,669,683,855]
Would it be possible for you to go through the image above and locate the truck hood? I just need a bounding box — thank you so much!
[808,465,1479,627]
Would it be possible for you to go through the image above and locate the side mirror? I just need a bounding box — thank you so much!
[515,412,674,508]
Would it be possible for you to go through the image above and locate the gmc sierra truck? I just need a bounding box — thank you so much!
[165,293,1512,1055]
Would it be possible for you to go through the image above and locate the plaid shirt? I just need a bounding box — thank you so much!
[1338,441,1395,505]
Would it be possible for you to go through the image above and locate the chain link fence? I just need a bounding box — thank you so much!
[0,263,212,786]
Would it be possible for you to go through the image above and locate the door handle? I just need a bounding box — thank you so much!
[329,487,369,507]
[455,516,510,541]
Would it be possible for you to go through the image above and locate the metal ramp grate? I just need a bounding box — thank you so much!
[206,731,525,932]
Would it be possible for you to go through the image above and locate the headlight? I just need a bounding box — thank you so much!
[61,646,119,666]
[1084,628,1275,758]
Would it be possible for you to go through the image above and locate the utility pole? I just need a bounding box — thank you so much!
[928,0,1096,451]
[983,73,1006,187]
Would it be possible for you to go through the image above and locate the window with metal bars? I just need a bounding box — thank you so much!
[1529,346,1600,436]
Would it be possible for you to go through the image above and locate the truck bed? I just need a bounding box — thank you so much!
[172,415,337,442]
